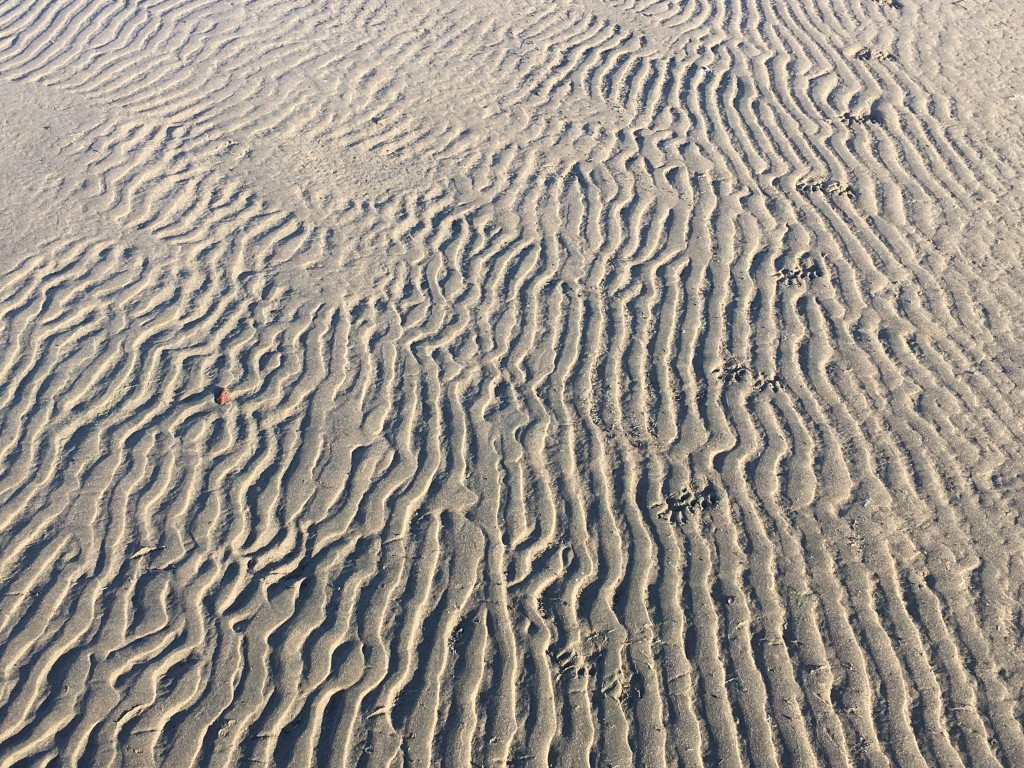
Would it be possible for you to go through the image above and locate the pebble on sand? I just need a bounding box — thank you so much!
[215,388,231,406]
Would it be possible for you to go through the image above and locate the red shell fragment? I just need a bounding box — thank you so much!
[215,388,231,406]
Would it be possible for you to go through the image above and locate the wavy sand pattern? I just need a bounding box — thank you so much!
[1,0,1023,765]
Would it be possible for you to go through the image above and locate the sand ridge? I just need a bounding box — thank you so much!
[0,0,1023,765]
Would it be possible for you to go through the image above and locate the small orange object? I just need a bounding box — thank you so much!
[215,388,231,406]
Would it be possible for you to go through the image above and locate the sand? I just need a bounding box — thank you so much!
[0,0,1023,765]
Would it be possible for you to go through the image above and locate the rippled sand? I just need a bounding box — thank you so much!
[0,0,1023,765]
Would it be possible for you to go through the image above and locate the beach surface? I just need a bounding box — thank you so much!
[1,0,1023,765]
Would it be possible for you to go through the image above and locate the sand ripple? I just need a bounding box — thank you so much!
[0,0,1023,765]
